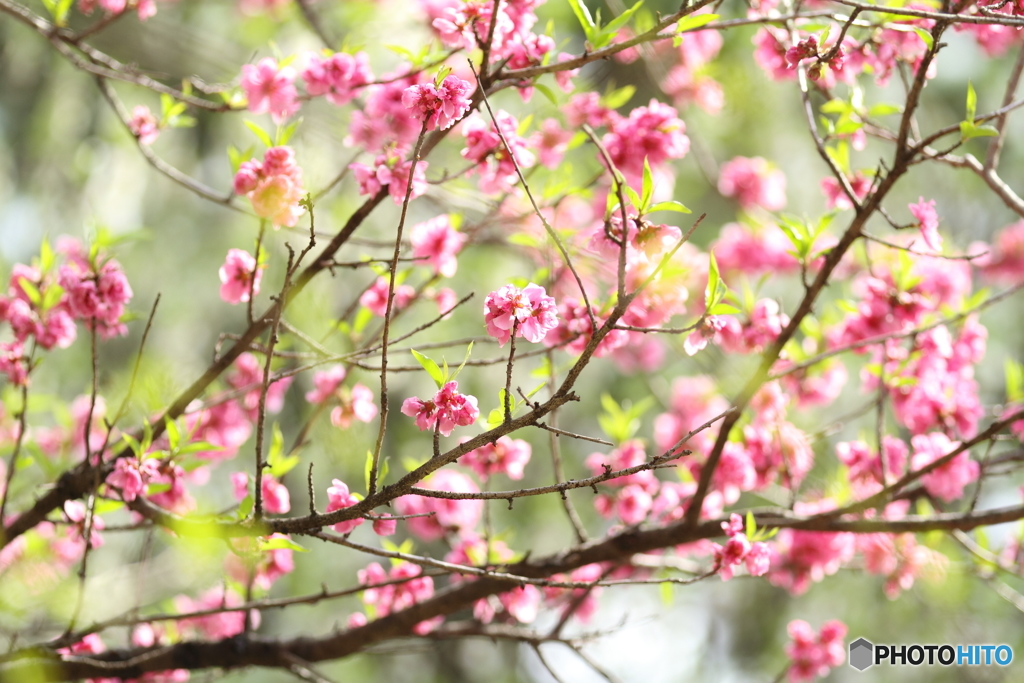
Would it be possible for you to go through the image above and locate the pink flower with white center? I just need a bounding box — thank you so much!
[910,432,978,502]
[330,384,378,428]
[785,620,847,683]
[325,478,363,534]
[301,51,372,106]
[483,283,558,346]
[176,587,258,640]
[394,470,483,541]
[460,436,531,481]
[360,276,416,317]
[234,146,305,227]
[128,105,160,145]
[305,365,347,404]
[909,197,942,252]
[402,75,474,131]
[717,156,787,211]
[219,248,262,304]
[410,215,466,278]
[240,57,299,124]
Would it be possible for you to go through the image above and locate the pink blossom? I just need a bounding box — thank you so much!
[821,172,872,210]
[350,153,429,204]
[176,587,258,640]
[128,105,160,145]
[602,99,689,181]
[746,542,772,576]
[713,222,799,276]
[531,118,574,169]
[584,440,658,491]
[402,75,474,131]
[358,562,436,624]
[184,399,252,461]
[717,156,787,211]
[219,249,262,304]
[359,276,415,317]
[460,436,532,480]
[483,283,558,346]
[325,478,363,534]
[59,257,134,339]
[979,220,1024,283]
[434,287,458,317]
[234,146,305,227]
[785,620,847,682]
[105,457,153,502]
[330,384,378,428]
[461,110,535,194]
[262,474,291,514]
[301,51,372,106]
[305,365,347,404]
[394,470,483,540]
[240,58,298,124]
[371,515,398,536]
[910,432,978,502]
[753,29,796,81]
[227,352,292,421]
[909,197,942,252]
[769,502,855,595]
[410,215,466,277]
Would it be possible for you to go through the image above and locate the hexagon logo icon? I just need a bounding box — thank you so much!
[849,638,874,672]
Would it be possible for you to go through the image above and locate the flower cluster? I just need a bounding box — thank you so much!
[401,381,479,437]
[233,146,306,227]
[402,74,474,131]
[785,620,847,682]
[218,249,262,305]
[713,514,772,580]
[483,283,558,346]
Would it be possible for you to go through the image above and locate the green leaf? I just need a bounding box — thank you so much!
[705,252,721,309]
[675,12,718,33]
[237,494,255,519]
[622,186,642,211]
[276,119,302,146]
[487,407,504,427]
[660,580,674,606]
[268,424,300,478]
[364,450,374,492]
[450,342,474,382]
[601,84,635,110]
[820,98,851,115]
[534,82,559,106]
[966,82,978,122]
[94,499,125,515]
[18,278,41,307]
[165,417,181,452]
[411,349,445,389]
[647,200,691,214]
[603,0,644,35]
[746,511,756,538]
[566,0,596,40]
[913,27,934,51]
[1006,359,1024,403]
[244,120,274,148]
[640,157,654,211]
[40,284,65,314]
[258,536,309,552]
[707,303,740,316]
[868,103,902,117]
[39,238,55,273]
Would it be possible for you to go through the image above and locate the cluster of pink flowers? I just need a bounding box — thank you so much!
[483,283,558,346]
[233,146,306,227]
[461,110,535,194]
[910,432,979,502]
[661,18,724,114]
[226,352,293,422]
[218,249,262,305]
[460,436,531,481]
[176,586,258,640]
[977,220,1024,283]
[359,276,415,317]
[59,251,134,338]
[713,222,799,276]
[402,74,474,131]
[717,156,787,211]
[401,381,479,437]
[859,529,944,598]
[354,562,440,633]
[302,51,373,106]
[821,172,873,210]
[769,500,856,595]
[394,470,483,541]
[712,514,771,580]
[410,215,466,278]
[602,99,690,182]
[302,361,378,430]
[587,440,658,525]
[347,73,423,153]
[106,456,160,502]
[350,150,429,204]
[785,620,847,682]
